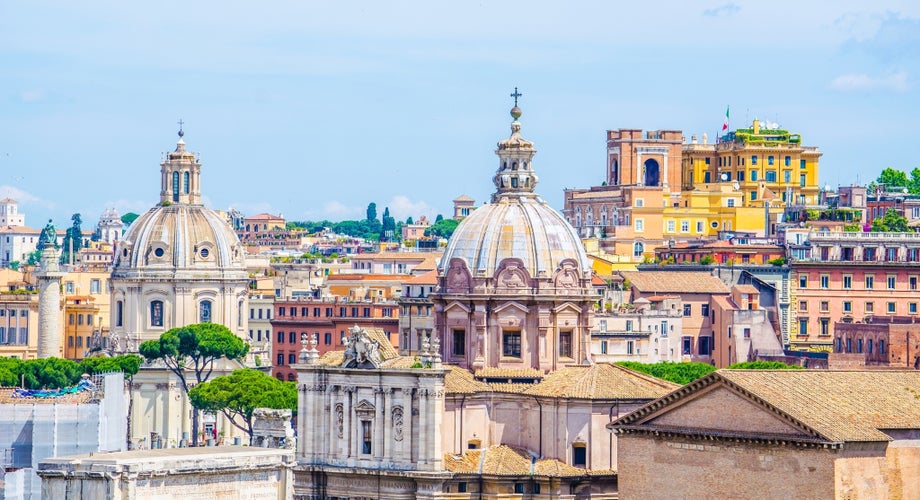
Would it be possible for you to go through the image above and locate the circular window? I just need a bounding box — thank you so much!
[154,248,165,258]
[200,248,210,259]
[710,221,719,229]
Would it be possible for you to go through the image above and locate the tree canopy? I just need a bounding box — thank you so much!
[189,369,296,443]
[871,208,911,233]
[425,218,459,240]
[0,354,143,389]
[121,212,140,226]
[870,167,920,194]
[60,213,84,263]
[616,361,716,385]
[366,202,377,221]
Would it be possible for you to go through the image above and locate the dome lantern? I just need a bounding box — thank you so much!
[492,89,538,202]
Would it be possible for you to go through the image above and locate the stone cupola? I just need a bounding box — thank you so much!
[159,126,202,205]
[492,105,539,202]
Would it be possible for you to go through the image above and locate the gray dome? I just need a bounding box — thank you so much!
[113,204,246,274]
[440,196,590,278]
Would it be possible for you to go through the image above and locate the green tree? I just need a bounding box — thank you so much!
[406,216,414,225]
[871,209,911,232]
[366,202,377,222]
[139,323,249,445]
[26,249,41,266]
[381,207,396,241]
[0,357,23,386]
[80,354,143,378]
[61,213,84,264]
[616,361,716,385]
[9,261,20,271]
[18,357,83,389]
[425,218,460,239]
[876,167,909,190]
[121,212,139,226]
[189,369,296,443]
[435,214,444,223]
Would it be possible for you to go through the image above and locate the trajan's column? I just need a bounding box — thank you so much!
[35,220,65,358]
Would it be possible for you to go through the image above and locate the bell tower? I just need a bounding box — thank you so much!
[159,122,202,205]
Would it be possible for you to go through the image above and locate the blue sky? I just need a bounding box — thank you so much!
[2,1,918,229]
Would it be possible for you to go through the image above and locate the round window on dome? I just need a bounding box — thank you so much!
[154,248,165,258]
[200,248,210,259]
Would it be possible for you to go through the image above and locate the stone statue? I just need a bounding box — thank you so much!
[38,219,58,250]
[342,325,383,368]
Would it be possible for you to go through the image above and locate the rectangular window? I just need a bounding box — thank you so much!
[800,159,806,169]
[666,220,675,232]
[866,275,875,289]
[682,337,692,355]
[737,171,744,182]
[362,421,373,455]
[698,336,712,356]
[750,170,758,182]
[799,301,808,312]
[820,301,829,312]
[696,221,704,233]
[843,276,852,289]
[911,303,918,315]
[911,277,918,290]
[888,276,896,290]
[573,445,587,468]
[888,302,897,314]
[625,320,633,332]
[635,219,644,232]
[785,156,791,167]
[866,302,874,313]
[288,353,295,364]
[799,275,808,288]
[701,304,710,317]
[843,301,852,313]
[768,155,775,166]
[820,275,829,289]
[600,341,608,354]
[750,191,757,201]
[502,331,521,357]
[277,353,284,365]
[452,329,465,356]
[150,301,164,327]
[278,331,284,343]
[90,279,101,294]
[800,174,807,187]
[627,340,634,355]
[766,171,776,182]
[784,170,791,183]
[65,282,75,294]
[683,304,691,316]
[727,199,735,208]
[751,155,758,165]
[559,331,572,358]
[289,331,296,344]
[680,221,689,232]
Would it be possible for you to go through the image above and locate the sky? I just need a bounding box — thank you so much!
[2,1,919,230]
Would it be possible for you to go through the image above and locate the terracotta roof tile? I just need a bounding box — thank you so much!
[620,271,730,294]
[444,366,491,394]
[404,269,438,285]
[733,284,760,294]
[474,367,543,380]
[524,363,679,399]
[444,445,601,477]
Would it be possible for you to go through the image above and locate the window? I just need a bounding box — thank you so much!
[682,337,692,355]
[868,339,874,354]
[172,171,180,202]
[635,219,644,232]
[743,328,751,339]
[820,301,829,312]
[199,300,212,323]
[361,421,373,455]
[90,279,101,294]
[857,339,863,354]
[573,444,587,468]
[150,300,164,327]
[800,159,806,169]
[683,304,691,316]
[887,302,897,314]
[800,174,806,187]
[183,171,190,194]
[750,170,758,182]
[288,353,295,364]
[635,198,644,208]
[737,170,744,182]
[452,329,465,356]
[912,303,918,315]
[866,302,874,313]
[502,331,521,357]
[750,191,757,202]
[751,155,758,165]
[879,340,885,354]
[784,170,792,183]
[65,282,75,294]
[277,353,284,365]
[514,483,525,494]
[799,319,808,336]
[768,155,775,166]
[911,277,918,290]
[727,198,735,208]
[820,318,829,336]
[278,331,284,343]
[698,336,712,356]
[843,276,852,289]
[820,275,829,289]
[625,320,633,332]
[696,221,704,233]
[559,331,572,358]
[600,341,608,354]
[888,276,896,290]
[680,220,690,232]
[666,220,675,232]
[701,304,710,317]
[843,301,852,313]
[799,275,808,288]
[799,301,808,312]
[865,275,875,289]
[457,483,468,493]
[290,331,296,344]
[785,156,791,167]
[633,242,644,258]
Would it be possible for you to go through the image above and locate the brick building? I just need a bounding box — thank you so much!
[833,316,920,369]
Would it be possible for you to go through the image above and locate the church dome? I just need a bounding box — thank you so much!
[113,132,246,275]
[439,104,591,279]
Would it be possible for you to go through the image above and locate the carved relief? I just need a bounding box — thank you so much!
[342,325,382,369]
[446,259,471,293]
[335,403,344,438]
[553,260,580,289]
[496,259,530,289]
[392,406,404,442]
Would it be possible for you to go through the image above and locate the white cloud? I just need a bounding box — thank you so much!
[702,3,740,18]
[0,185,46,205]
[830,71,909,91]
[383,195,436,222]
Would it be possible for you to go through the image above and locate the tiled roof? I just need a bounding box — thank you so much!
[453,195,475,202]
[474,367,543,380]
[525,363,679,399]
[444,366,491,394]
[619,370,920,444]
[733,284,760,294]
[620,271,730,294]
[444,445,601,477]
[404,269,438,285]
[245,213,282,220]
[488,383,535,394]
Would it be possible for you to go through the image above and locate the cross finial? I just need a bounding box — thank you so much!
[510,87,522,107]
[177,119,185,138]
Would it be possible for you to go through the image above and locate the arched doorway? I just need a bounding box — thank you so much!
[643,159,660,187]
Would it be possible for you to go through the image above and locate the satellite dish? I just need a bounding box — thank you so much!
[721,173,729,181]
[732,182,740,190]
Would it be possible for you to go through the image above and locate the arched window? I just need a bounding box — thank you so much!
[183,171,190,194]
[150,300,164,327]
[172,172,180,202]
[199,300,212,323]
[633,242,645,258]
[238,300,244,327]
[115,300,123,327]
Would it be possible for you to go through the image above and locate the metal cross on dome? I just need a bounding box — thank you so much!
[510,87,522,107]
[177,119,184,137]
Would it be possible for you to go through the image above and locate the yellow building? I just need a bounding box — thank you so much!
[681,119,821,207]
[0,291,39,360]
[664,183,770,238]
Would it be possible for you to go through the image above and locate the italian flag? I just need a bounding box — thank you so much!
[722,106,730,131]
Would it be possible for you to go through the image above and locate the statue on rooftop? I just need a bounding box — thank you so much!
[38,219,59,250]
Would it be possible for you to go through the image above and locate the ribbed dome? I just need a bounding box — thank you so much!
[114,204,245,273]
[439,103,590,278]
[440,196,590,278]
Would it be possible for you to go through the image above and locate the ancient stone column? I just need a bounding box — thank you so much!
[35,247,65,358]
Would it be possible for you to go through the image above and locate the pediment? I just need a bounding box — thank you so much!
[354,399,376,413]
[443,301,472,314]
[640,385,810,438]
[552,302,583,315]
[493,301,529,314]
